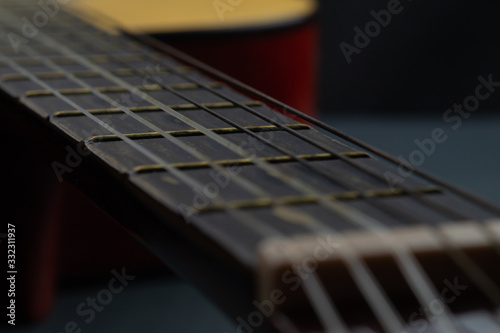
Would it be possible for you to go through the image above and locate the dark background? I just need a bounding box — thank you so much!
[317,0,500,112]
[315,0,500,205]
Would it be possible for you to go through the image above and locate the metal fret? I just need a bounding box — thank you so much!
[53,101,264,117]
[0,55,190,72]
[195,186,443,212]
[88,123,310,142]
[1,68,137,81]
[134,151,370,173]
[24,82,224,97]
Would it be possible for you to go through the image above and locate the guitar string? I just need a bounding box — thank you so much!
[301,272,350,333]
[0,9,472,330]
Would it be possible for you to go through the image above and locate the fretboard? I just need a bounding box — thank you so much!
[2,3,500,332]
[0,5,496,263]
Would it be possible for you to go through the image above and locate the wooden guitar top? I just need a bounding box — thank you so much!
[70,0,318,33]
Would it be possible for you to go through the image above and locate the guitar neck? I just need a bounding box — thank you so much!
[2,2,500,332]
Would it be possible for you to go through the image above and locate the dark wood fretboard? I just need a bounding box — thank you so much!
[2,2,500,332]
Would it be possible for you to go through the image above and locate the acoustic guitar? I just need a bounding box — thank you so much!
[2,1,500,332]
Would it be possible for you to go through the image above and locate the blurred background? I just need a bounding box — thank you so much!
[317,0,500,112]
[316,0,500,205]
[8,0,500,332]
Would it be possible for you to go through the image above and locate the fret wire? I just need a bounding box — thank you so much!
[134,151,370,173]
[0,20,286,210]
[161,68,500,302]
[52,101,263,117]
[24,81,222,97]
[3,7,500,231]
[87,124,310,142]
[1,68,139,81]
[46,0,500,272]
[196,186,442,213]
[141,34,500,218]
